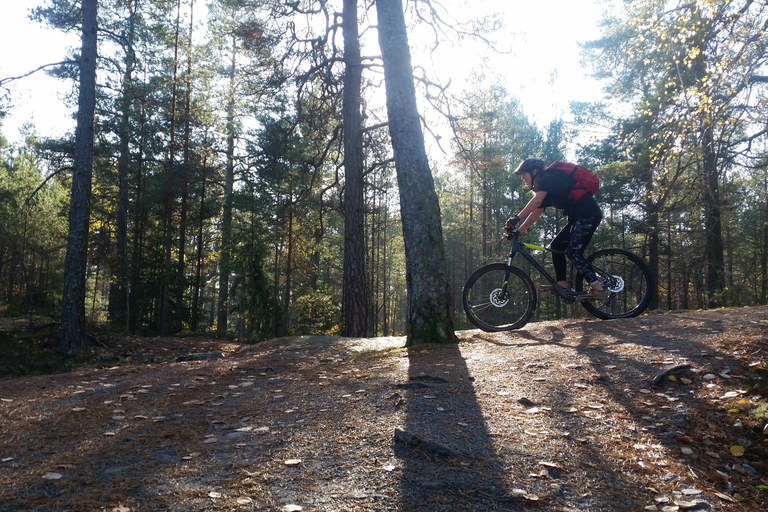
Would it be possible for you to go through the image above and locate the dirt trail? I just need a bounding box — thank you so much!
[1,307,767,511]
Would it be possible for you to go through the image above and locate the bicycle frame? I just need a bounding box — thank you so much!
[504,230,577,301]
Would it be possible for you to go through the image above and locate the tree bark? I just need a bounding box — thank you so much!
[160,0,182,335]
[60,0,98,353]
[109,0,137,330]
[645,166,659,311]
[192,154,207,332]
[342,0,368,337]
[375,0,457,345]
[175,0,195,332]
[761,175,768,304]
[702,123,725,307]
[127,102,146,335]
[216,44,237,338]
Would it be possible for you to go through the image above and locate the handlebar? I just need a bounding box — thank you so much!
[505,226,519,240]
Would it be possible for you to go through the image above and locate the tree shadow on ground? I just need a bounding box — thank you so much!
[477,310,767,509]
[396,343,521,510]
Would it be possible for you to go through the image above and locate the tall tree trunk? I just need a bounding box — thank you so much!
[702,123,725,307]
[160,0,182,335]
[217,44,237,338]
[382,200,389,336]
[375,0,457,345]
[127,105,146,335]
[761,176,768,304]
[175,0,194,332]
[110,0,137,330]
[645,167,659,310]
[279,176,295,337]
[192,155,207,332]
[342,0,368,337]
[60,0,98,353]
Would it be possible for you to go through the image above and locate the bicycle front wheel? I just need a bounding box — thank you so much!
[462,263,536,331]
[576,248,654,319]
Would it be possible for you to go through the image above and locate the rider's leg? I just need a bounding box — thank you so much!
[566,215,603,291]
[551,222,572,288]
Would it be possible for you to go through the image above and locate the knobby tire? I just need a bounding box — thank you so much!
[462,263,536,331]
[576,248,654,319]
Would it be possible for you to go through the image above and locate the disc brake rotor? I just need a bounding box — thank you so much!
[489,288,509,307]
[606,275,625,293]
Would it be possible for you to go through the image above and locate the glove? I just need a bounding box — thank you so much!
[505,215,520,229]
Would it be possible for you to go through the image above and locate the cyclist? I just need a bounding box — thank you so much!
[505,158,607,300]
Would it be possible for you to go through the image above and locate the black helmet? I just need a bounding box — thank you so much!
[514,158,545,175]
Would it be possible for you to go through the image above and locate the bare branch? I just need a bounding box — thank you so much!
[25,166,73,207]
[0,61,77,89]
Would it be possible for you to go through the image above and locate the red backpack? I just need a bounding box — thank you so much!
[545,161,599,203]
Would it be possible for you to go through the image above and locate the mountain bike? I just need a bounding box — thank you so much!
[462,227,654,331]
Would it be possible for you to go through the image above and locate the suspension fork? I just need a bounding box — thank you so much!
[499,240,521,298]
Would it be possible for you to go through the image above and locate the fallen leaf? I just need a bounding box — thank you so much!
[512,488,539,501]
[712,491,738,503]
[383,464,396,472]
[42,472,62,480]
[284,459,302,466]
[208,491,221,498]
[680,378,692,385]
[236,497,252,504]
[730,445,745,457]
[282,505,303,512]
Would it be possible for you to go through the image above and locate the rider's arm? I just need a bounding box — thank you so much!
[518,207,543,233]
[514,190,547,229]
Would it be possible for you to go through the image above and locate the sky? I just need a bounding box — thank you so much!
[0,2,80,145]
[0,0,610,148]
[412,0,609,125]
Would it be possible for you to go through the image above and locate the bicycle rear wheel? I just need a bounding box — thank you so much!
[462,263,536,331]
[576,248,654,319]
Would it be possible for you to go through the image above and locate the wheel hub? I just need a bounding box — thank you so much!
[605,275,625,293]
[489,288,509,307]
